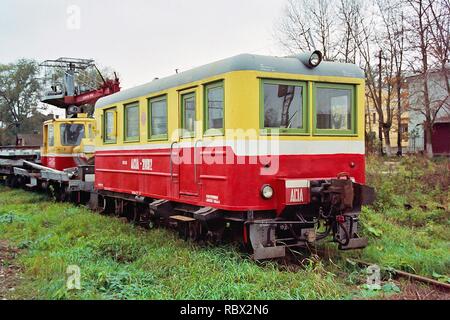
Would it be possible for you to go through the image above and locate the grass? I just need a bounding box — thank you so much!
[343,155,450,278]
[0,187,349,300]
[0,155,448,299]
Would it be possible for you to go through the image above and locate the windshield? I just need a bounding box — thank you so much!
[60,123,85,146]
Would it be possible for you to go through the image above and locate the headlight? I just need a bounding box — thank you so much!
[309,51,323,67]
[261,185,274,199]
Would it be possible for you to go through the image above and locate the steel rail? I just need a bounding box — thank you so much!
[348,258,450,291]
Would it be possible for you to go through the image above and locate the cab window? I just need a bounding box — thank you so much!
[47,124,54,147]
[124,102,140,141]
[261,79,308,134]
[314,83,355,134]
[104,108,117,143]
[60,123,85,146]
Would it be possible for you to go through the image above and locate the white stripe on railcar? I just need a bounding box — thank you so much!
[95,140,365,156]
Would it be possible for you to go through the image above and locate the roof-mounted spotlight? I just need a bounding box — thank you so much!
[309,50,323,67]
[295,50,323,68]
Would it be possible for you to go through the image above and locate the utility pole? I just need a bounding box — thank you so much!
[378,49,384,156]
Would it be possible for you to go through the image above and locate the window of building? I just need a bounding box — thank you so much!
[124,102,140,141]
[400,123,409,141]
[47,124,54,147]
[204,81,224,133]
[261,79,308,134]
[148,95,168,140]
[181,92,196,137]
[314,83,355,134]
[373,113,376,124]
[401,124,409,133]
[104,108,117,143]
[60,123,85,146]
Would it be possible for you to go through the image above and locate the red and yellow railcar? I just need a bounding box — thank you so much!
[89,52,374,259]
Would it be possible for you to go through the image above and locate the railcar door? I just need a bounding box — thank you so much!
[178,91,200,199]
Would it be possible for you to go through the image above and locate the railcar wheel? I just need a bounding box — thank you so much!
[149,216,161,229]
[47,183,58,201]
[188,220,202,241]
[58,185,69,202]
[5,175,13,188]
[99,196,115,215]
[8,176,19,188]
[127,205,142,225]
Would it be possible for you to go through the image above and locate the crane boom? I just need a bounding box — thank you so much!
[39,57,120,117]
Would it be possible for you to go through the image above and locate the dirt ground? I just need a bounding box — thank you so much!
[385,280,450,300]
[0,240,21,300]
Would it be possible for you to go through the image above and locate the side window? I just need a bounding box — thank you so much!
[124,102,140,141]
[104,108,117,143]
[181,92,196,137]
[48,124,54,147]
[204,81,224,133]
[262,79,308,134]
[148,95,168,140]
[314,84,355,134]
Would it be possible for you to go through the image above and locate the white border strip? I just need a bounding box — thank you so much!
[95,140,365,156]
[41,153,86,157]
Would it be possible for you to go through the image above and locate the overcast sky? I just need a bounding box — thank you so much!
[0,0,287,91]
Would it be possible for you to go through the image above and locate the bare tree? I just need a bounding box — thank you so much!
[405,0,450,158]
[342,1,397,155]
[277,0,398,155]
[276,0,340,60]
[276,0,449,157]
[427,0,450,95]
[377,0,407,155]
[338,0,362,63]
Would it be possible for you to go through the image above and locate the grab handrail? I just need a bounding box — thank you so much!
[194,139,202,184]
[169,141,179,180]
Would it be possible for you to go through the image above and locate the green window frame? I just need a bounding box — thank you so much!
[260,79,309,135]
[313,83,357,136]
[180,92,196,138]
[204,81,224,135]
[147,95,168,141]
[124,102,140,142]
[103,107,117,144]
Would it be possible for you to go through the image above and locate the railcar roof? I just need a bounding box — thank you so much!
[43,118,95,124]
[95,53,365,108]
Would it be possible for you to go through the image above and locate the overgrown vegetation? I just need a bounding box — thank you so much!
[344,155,450,277]
[0,189,348,300]
[0,155,448,300]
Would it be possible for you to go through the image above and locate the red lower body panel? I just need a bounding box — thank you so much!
[41,155,80,171]
[95,147,366,213]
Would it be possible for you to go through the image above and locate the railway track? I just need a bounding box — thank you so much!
[348,258,450,291]
[304,247,449,295]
